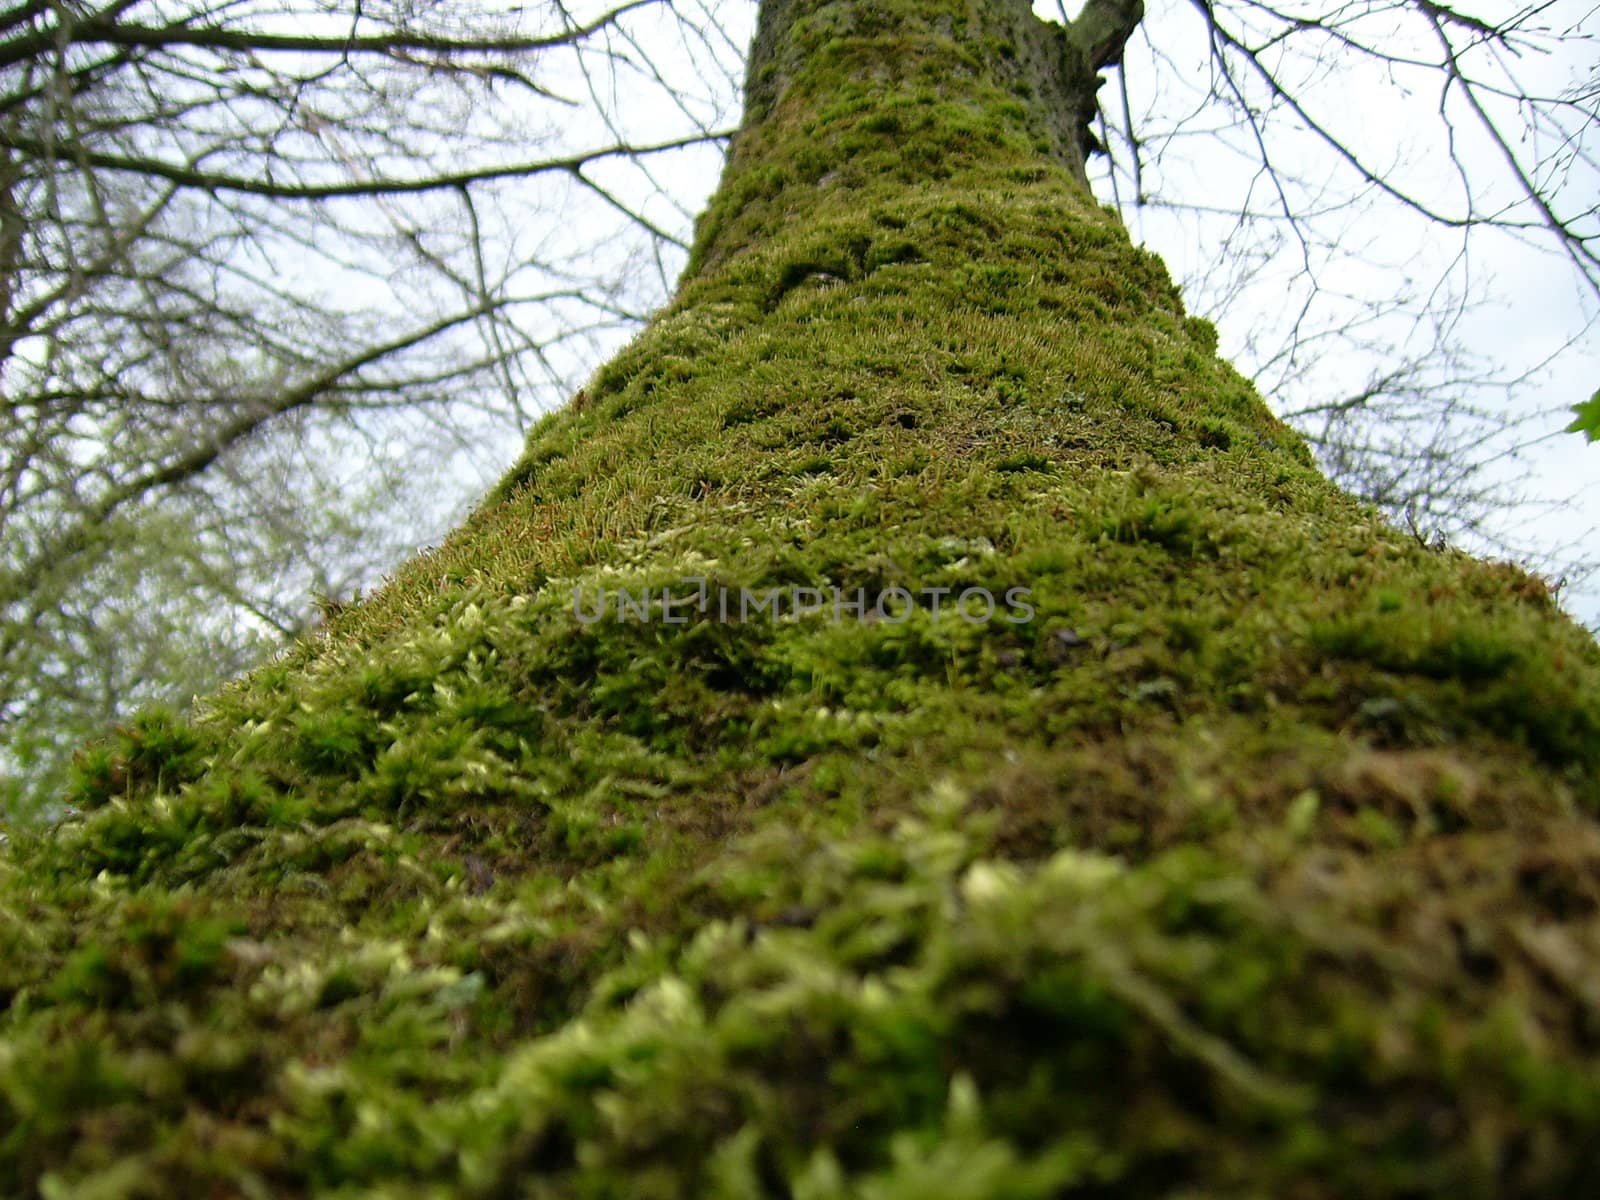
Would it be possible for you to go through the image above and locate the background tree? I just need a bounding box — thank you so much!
[0,0,744,815]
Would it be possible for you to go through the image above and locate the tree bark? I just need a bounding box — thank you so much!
[2,1,1598,1195]
[693,0,1143,276]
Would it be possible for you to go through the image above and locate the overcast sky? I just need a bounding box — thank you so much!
[1115,0,1598,626]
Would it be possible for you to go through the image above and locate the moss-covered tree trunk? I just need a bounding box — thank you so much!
[4,1,1599,1195]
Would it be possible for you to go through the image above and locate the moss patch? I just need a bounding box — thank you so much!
[3,0,1599,1195]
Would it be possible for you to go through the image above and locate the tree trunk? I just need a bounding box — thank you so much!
[4,1,1599,1195]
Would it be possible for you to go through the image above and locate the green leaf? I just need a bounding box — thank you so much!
[1566,389,1600,442]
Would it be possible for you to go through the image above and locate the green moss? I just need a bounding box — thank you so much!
[63,706,211,813]
[3,0,1599,1195]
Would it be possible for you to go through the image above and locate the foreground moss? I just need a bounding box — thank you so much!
[4,0,1600,1194]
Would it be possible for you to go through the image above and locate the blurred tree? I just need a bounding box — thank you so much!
[0,0,743,815]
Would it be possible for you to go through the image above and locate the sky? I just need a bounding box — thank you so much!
[1086,0,1600,624]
